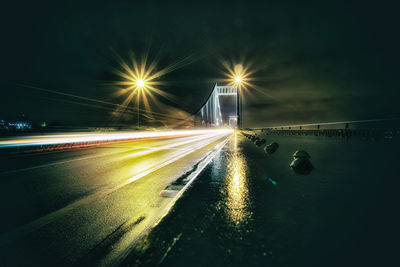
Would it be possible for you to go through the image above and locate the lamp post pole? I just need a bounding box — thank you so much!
[137,94,140,129]
[236,85,241,129]
[137,103,140,128]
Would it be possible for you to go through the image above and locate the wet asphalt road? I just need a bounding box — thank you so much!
[0,131,231,266]
[124,131,400,267]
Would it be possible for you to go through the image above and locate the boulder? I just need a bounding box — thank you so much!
[293,150,310,159]
[255,138,266,147]
[264,141,279,154]
[290,158,313,175]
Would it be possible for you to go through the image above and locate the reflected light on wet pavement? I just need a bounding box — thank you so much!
[122,129,400,267]
[225,132,250,225]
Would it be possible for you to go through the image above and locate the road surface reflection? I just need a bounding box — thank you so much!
[225,132,250,225]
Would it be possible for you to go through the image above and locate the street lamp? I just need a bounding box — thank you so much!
[220,62,252,129]
[114,53,177,130]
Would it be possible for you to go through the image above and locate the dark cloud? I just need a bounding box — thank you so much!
[0,0,399,127]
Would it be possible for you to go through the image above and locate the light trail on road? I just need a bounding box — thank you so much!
[0,129,232,148]
[0,132,227,175]
[0,129,232,266]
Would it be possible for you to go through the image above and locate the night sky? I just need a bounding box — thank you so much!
[1,0,399,128]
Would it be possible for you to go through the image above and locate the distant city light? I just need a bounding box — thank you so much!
[4,121,32,131]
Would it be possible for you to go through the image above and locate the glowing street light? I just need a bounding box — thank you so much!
[113,50,197,128]
[235,76,242,84]
[113,55,160,129]
[219,60,260,129]
[136,79,145,89]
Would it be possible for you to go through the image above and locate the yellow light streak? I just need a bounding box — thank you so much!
[225,132,250,225]
[0,129,233,148]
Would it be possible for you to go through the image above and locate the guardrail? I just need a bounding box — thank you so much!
[258,128,398,140]
[252,118,400,131]
[246,118,400,140]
